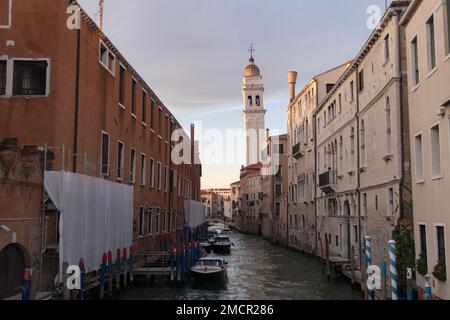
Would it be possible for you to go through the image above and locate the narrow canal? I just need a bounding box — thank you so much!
[116,232,362,300]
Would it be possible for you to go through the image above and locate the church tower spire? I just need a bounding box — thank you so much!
[242,44,266,166]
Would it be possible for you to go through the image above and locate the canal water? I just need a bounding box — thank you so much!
[116,232,361,300]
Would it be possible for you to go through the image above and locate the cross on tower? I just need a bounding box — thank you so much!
[248,43,255,60]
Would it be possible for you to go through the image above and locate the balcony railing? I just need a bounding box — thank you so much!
[319,170,337,193]
[292,142,304,159]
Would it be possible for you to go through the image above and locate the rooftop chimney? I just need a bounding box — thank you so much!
[288,71,298,103]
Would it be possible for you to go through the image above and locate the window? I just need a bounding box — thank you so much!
[129,148,136,183]
[119,65,125,106]
[436,226,446,266]
[419,224,427,260]
[0,60,6,95]
[158,108,162,134]
[354,225,358,243]
[141,154,146,186]
[274,144,284,154]
[384,34,390,61]
[358,69,364,92]
[256,95,260,106]
[99,42,115,75]
[426,15,436,71]
[157,162,162,190]
[338,94,342,113]
[387,188,394,216]
[275,202,280,216]
[117,141,124,181]
[100,131,110,176]
[150,159,155,188]
[350,127,355,169]
[431,124,441,177]
[414,134,424,182]
[150,99,155,129]
[275,184,282,197]
[375,195,378,211]
[131,79,137,116]
[385,97,392,156]
[326,83,334,93]
[164,165,168,192]
[411,37,420,86]
[142,91,147,124]
[360,119,366,167]
[139,207,145,236]
[13,60,48,95]
[362,193,367,216]
[350,81,354,101]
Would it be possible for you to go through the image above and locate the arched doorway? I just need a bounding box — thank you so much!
[0,243,29,299]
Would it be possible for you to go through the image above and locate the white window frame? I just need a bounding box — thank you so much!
[426,14,437,73]
[157,162,162,190]
[430,123,442,179]
[139,206,145,237]
[99,40,116,76]
[149,158,155,188]
[118,63,126,109]
[129,148,136,184]
[164,166,168,192]
[411,36,420,88]
[140,153,146,186]
[0,0,12,29]
[414,132,425,183]
[100,130,110,176]
[117,140,124,181]
[434,223,447,269]
[5,58,52,97]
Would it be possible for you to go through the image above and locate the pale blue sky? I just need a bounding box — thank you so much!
[78,0,390,188]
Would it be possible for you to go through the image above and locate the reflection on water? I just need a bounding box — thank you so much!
[115,233,361,300]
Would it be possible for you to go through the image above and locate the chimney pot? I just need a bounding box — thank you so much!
[288,71,298,103]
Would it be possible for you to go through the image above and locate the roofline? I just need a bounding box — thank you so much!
[286,60,353,111]
[314,1,410,115]
[71,0,186,133]
[400,0,422,26]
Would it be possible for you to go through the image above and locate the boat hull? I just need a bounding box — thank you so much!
[212,243,231,253]
[191,269,227,283]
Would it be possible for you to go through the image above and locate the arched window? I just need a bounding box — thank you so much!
[256,95,261,106]
[360,119,366,167]
[385,96,392,155]
[339,135,343,172]
[248,95,253,107]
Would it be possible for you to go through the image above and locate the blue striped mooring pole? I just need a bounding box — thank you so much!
[388,240,398,300]
[365,236,373,300]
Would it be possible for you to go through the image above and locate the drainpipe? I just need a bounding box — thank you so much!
[313,87,318,254]
[355,64,363,271]
[72,28,81,173]
[395,10,406,221]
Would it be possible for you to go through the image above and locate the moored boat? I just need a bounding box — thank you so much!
[191,258,228,282]
[212,236,232,253]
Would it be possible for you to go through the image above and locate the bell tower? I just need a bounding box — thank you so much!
[242,44,266,166]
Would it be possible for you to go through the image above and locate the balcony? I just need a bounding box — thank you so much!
[292,142,304,159]
[319,170,337,194]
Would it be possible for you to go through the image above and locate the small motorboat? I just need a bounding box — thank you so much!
[221,227,231,234]
[212,236,232,253]
[199,239,212,253]
[191,258,228,282]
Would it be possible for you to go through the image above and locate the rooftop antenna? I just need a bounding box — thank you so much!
[99,0,104,31]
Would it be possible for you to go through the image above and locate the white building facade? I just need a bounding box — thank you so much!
[401,0,450,299]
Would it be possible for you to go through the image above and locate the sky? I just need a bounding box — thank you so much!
[78,0,389,189]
